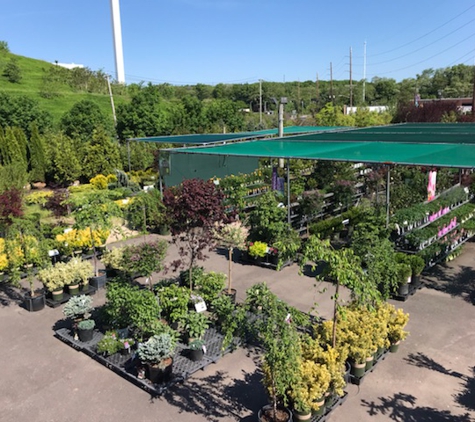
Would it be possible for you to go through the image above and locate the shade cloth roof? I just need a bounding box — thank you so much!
[165,123,475,168]
[128,126,345,144]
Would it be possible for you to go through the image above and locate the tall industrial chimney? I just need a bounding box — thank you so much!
[110,0,125,83]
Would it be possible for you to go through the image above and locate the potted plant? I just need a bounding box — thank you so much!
[37,264,68,302]
[96,331,123,356]
[67,257,94,293]
[293,360,331,419]
[121,240,168,287]
[71,192,119,280]
[330,306,375,378]
[23,271,46,312]
[410,254,425,288]
[195,271,226,307]
[157,284,190,328]
[248,241,268,262]
[245,282,274,313]
[77,319,95,342]
[396,261,412,297]
[183,311,209,343]
[272,227,301,270]
[63,294,93,320]
[137,333,176,383]
[251,287,299,422]
[211,294,246,351]
[100,246,127,278]
[213,220,248,299]
[188,338,205,362]
[387,304,410,353]
[119,337,135,356]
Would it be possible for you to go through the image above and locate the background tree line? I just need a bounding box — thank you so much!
[0,39,474,188]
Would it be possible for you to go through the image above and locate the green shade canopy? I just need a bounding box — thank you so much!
[128,126,345,144]
[166,123,475,168]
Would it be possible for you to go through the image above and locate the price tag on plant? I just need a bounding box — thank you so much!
[194,300,207,313]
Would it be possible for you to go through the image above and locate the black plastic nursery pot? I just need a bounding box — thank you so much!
[258,405,292,422]
[222,288,237,303]
[90,270,107,289]
[147,358,173,384]
[23,292,45,312]
[78,327,94,342]
[189,348,204,362]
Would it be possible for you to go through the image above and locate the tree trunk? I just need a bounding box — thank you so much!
[332,279,340,349]
[90,226,98,277]
[228,247,233,294]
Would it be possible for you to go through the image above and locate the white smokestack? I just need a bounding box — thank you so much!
[110,0,125,83]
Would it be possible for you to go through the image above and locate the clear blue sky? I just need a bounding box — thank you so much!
[1,0,474,85]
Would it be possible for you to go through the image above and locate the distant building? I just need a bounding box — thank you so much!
[53,62,84,70]
[415,97,473,113]
[344,105,389,115]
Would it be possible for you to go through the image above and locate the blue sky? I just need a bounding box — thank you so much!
[1,0,474,85]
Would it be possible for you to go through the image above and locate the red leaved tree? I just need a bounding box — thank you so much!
[0,188,24,234]
[163,178,229,291]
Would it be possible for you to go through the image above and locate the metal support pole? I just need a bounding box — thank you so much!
[278,103,284,137]
[386,166,391,228]
[259,79,262,126]
[287,158,291,226]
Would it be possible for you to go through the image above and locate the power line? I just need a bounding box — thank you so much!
[367,32,475,79]
[368,17,475,67]
[365,3,475,58]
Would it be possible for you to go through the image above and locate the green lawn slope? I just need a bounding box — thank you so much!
[0,49,128,126]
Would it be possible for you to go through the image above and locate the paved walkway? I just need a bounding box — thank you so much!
[1,235,474,421]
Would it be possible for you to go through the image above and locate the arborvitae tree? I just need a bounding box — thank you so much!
[28,124,46,182]
[0,163,29,192]
[45,133,81,186]
[82,126,121,180]
[12,127,28,169]
[2,127,27,174]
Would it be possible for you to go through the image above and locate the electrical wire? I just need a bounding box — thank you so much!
[367,3,475,58]
[367,32,475,78]
[368,17,475,66]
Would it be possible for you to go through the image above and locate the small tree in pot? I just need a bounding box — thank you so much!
[213,220,248,297]
[137,333,176,383]
[163,178,229,292]
[70,192,120,278]
[252,288,300,422]
[122,240,168,287]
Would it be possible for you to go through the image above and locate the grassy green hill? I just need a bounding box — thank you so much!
[0,49,128,126]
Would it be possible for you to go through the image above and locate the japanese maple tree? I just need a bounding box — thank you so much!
[0,188,23,233]
[163,178,229,291]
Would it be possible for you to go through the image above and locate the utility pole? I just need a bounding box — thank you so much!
[363,41,367,103]
[259,79,263,125]
[349,47,353,108]
[330,62,334,105]
[106,75,117,127]
[297,79,301,114]
[316,72,319,104]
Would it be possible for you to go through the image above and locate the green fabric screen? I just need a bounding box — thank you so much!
[163,152,259,187]
[168,123,475,168]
